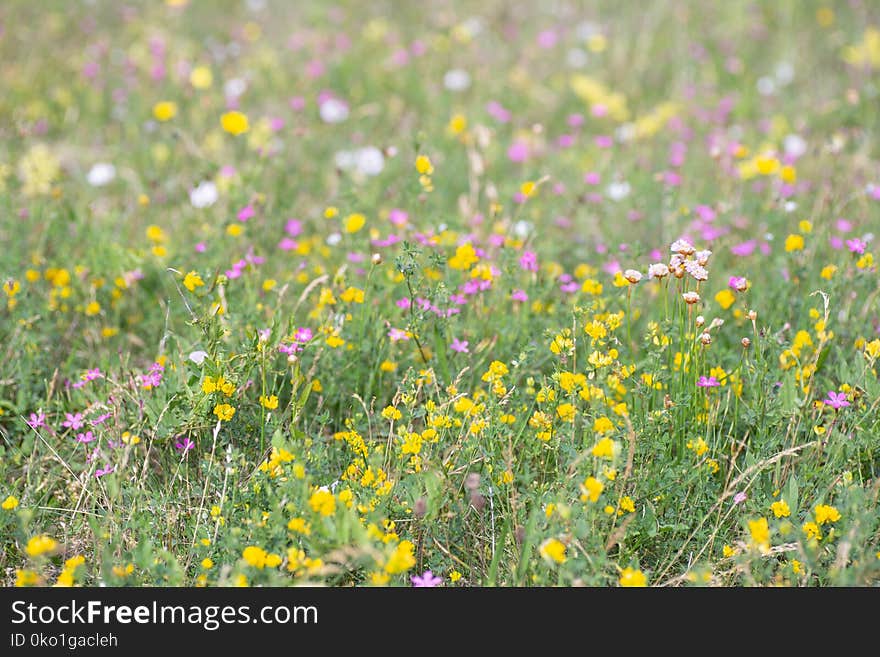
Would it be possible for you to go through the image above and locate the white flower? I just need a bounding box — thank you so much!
[566,48,588,68]
[606,181,631,201]
[224,77,247,98]
[685,260,708,281]
[188,350,209,365]
[443,69,471,92]
[784,134,807,158]
[86,162,116,187]
[775,61,794,85]
[694,249,713,266]
[513,220,533,237]
[623,269,643,284]
[190,181,218,208]
[670,239,695,256]
[648,263,669,279]
[682,291,701,304]
[355,147,384,176]
[757,76,775,96]
[319,98,349,124]
[326,232,342,246]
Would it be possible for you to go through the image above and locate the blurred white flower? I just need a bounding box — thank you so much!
[757,76,775,96]
[190,181,218,208]
[326,232,342,246]
[224,77,247,98]
[355,146,384,176]
[320,98,349,124]
[188,350,209,365]
[86,162,115,187]
[443,69,471,92]
[606,181,631,201]
[784,134,807,158]
[513,220,532,237]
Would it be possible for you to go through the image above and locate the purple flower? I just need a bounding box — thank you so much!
[175,437,195,452]
[519,251,538,272]
[698,376,720,388]
[76,431,96,444]
[62,412,85,430]
[91,412,112,426]
[846,238,866,254]
[450,338,469,354]
[823,391,850,410]
[27,412,46,429]
[293,327,313,343]
[95,464,115,478]
[411,570,442,587]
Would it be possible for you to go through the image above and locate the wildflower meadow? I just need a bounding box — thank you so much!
[1,1,879,589]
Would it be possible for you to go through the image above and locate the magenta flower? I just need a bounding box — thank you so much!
[293,327,314,343]
[823,391,850,410]
[95,464,115,478]
[698,376,720,388]
[388,328,409,342]
[91,412,112,426]
[175,437,195,452]
[846,238,866,254]
[27,412,46,429]
[237,204,255,222]
[411,570,442,587]
[450,338,469,354]
[62,412,85,430]
[519,251,538,272]
[76,431,96,444]
[511,289,528,302]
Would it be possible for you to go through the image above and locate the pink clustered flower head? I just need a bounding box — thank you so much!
[450,338,469,354]
[411,570,442,587]
[519,251,538,272]
[728,276,749,292]
[823,391,850,410]
[140,362,165,389]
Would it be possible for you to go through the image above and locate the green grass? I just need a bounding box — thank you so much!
[1,0,879,587]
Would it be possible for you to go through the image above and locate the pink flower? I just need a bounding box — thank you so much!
[27,412,46,429]
[411,570,442,587]
[237,204,255,222]
[698,376,720,388]
[175,437,195,452]
[732,491,747,505]
[285,219,303,237]
[95,464,115,478]
[507,140,529,163]
[823,391,849,410]
[730,240,756,257]
[388,328,409,342]
[519,251,538,272]
[388,208,409,226]
[62,413,85,430]
[76,431,96,444]
[450,338,469,354]
[511,289,528,302]
[486,101,511,123]
[846,238,866,254]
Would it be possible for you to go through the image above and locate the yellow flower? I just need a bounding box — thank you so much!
[617,496,635,515]
[384,540,416,574]
[619,567,647,587]
[449,570,462,582]
[2,495,19,510]
[183,271,204,292]
[448,243,479,270]
[791,559,804,575]
[784,234,805,252]
[343,213,366,233]
[770,500,791,518]
[748,517,771,552]
[221,111,250,135]
[539,538,567,564]
[556,403,576,422]
[415,155,434,175]
[715,289,736,310]
[802,521,822,541]
[213,403,236,422]
[153,101,178,122]
[190,66,213,89]
[581,476,604,503]
[201,558,214,569]
[308,488,336,516]
[84,301,101,316]
[381,406,402,421]
[591,437,616,459]
[25,534,58,557]
[814,504,841,525]
[520,180,537,198]
[722,544,736,558]
[242,546,268,569]
[448,114,467,135]
[259,395,279,410]
[593,416,615,434]
[15,570,40,587]
[287,517,312,535]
